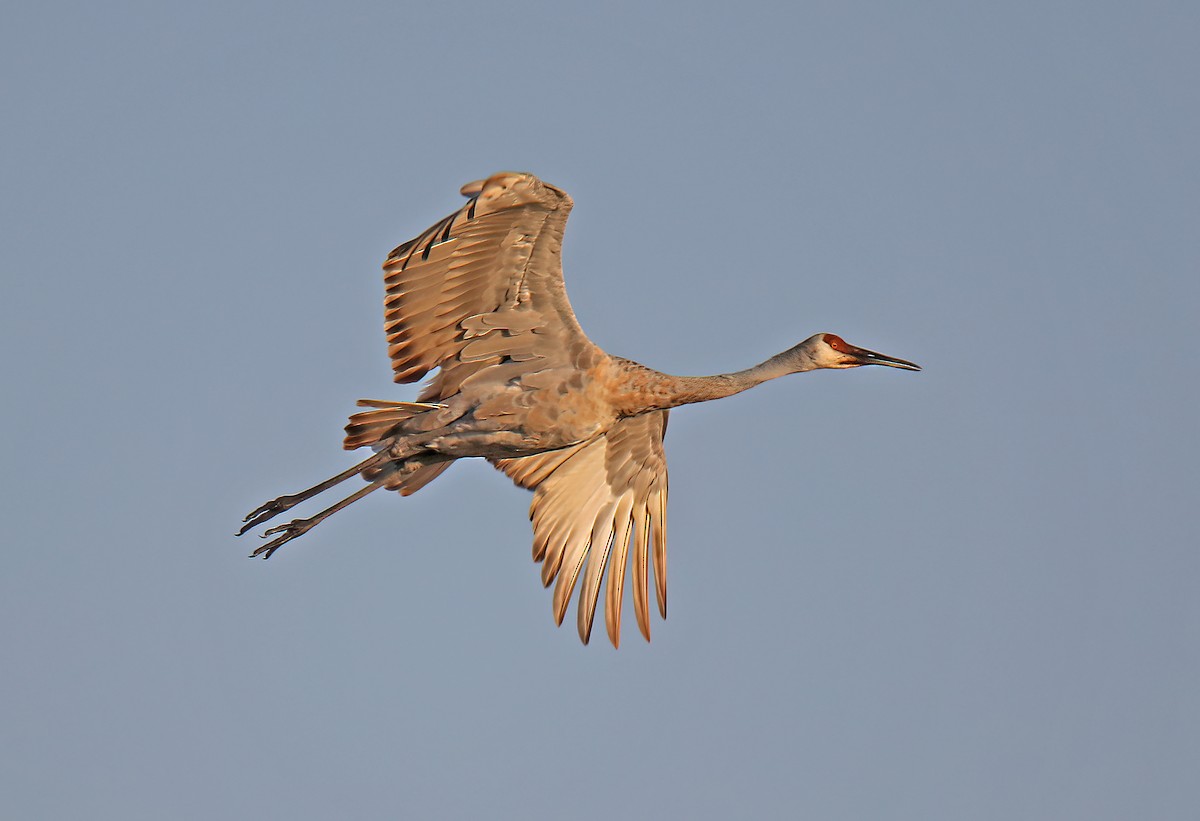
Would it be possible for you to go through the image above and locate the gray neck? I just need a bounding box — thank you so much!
[633,345,819,411]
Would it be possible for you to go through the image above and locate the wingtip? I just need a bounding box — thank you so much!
[605,610,623,649]
[459,179,485,197]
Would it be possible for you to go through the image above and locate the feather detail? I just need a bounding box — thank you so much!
[577,500,619,644]
[604,496,635,648]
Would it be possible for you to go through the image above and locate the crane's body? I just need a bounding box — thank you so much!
[240,172,920,646]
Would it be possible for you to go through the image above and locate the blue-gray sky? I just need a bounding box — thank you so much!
[3,2,1197,819]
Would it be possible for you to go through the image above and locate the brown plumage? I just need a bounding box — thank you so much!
[240,172,920,647]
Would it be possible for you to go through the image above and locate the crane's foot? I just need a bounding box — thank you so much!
[250,517,318,559]
[246,481,385,560]
[237,452,394,538]
[238,494,302,535]
[238,477,379,561]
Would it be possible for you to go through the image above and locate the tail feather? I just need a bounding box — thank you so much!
[343,399,444,450]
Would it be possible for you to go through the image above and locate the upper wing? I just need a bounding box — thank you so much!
[382,172,589,399]
[492,411,670,647]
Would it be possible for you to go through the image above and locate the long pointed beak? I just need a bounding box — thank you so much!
[847,344,921,371]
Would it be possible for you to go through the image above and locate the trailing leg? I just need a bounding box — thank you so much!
[250,481,386,559]
[238,450,391,535]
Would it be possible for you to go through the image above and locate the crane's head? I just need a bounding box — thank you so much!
[802,333,921,372]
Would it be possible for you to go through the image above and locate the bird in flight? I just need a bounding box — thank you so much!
[240,172,920,646]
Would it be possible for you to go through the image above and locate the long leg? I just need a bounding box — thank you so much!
[238,450,392,535]
[250,481,386,559]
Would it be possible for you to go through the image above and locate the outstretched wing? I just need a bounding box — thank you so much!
[383,172,590,401]
[492,411,670,647]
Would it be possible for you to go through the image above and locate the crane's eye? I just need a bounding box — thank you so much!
[822,333,846,351]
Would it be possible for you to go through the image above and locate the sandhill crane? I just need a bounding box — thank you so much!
[240,172,920,646]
